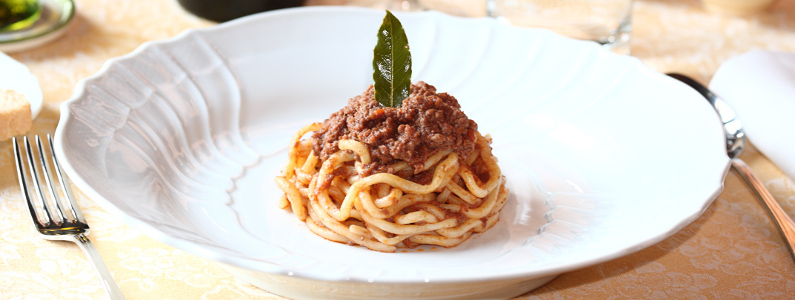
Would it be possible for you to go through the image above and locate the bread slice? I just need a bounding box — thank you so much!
[0,89,32,141]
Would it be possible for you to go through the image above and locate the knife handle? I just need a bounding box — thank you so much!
[732,158,795,263]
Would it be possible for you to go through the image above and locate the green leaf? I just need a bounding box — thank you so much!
[373,10,412,108]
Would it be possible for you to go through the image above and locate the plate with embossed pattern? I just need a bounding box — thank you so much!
[54,6,729,299]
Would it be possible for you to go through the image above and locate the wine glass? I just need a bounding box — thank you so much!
[352,0,421,11]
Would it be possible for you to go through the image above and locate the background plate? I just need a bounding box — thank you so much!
[0,51,43,119]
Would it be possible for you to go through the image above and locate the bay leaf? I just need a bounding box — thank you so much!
[373,10,412,108]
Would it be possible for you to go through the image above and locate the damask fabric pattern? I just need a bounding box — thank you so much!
[0,0,794,299]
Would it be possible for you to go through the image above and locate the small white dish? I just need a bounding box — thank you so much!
[54,7,729,299]
[711,50,795,181]
[0,0,75,53]
[0,51,42,119]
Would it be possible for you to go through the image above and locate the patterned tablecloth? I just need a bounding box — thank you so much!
[1,0,794,298]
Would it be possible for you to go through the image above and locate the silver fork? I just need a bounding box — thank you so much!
[13,135,125,300]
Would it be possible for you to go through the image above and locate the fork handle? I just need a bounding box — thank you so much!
[74,234,126,299]
[732,158,795,263]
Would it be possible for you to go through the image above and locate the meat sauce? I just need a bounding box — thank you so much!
[312,82,478,176]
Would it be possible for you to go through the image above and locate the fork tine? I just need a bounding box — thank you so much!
[23,136,58,226]
[13,137,47,228]
[35,135,68,225]
[47,134,85,223]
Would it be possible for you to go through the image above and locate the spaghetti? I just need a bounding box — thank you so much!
[275,82,508,252]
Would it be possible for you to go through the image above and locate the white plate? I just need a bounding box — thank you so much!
[54,7,729,299]
[0,51,42,119]
[711,50,795,181]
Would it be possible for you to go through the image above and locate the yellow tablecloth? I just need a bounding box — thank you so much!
[1,0,794,298]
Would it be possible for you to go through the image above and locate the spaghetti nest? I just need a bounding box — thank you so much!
[275,123,508,252]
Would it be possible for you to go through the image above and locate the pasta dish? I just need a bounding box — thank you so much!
[275,82,508,252]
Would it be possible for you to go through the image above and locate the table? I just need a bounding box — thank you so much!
[1,0,794,298]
